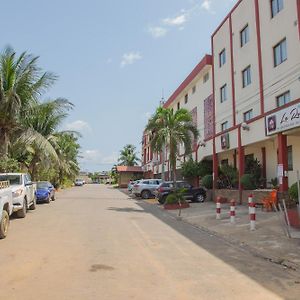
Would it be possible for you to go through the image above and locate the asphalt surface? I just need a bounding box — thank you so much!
[1,184,300,300]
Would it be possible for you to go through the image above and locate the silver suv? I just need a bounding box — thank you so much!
[132,179,162,199]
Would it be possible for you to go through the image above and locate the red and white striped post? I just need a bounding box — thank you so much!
[248,194,253,205]
[249,202,256,231]
[230,199,236,224]
[216,197,221,220]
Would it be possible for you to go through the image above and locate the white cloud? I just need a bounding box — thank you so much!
[163,13,188,26]
[201,0,212,11]
[80,150,118,165]
[148,26,168,38]
[65,120,91,132]
[121,52,142,67]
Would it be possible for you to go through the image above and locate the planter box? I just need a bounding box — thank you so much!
[286,209,300,228]
[164,203,190,210]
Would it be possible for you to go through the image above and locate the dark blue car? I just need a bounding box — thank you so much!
[36,181,55,203]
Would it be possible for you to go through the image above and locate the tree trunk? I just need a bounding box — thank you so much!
[0,128,9,158]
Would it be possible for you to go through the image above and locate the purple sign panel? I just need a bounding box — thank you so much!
[204,95,214,139]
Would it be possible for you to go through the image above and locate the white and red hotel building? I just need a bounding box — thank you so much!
[142,0,300,196]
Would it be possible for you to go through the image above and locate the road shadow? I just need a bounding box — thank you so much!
[107,207,149,214]
[135,200,300,299]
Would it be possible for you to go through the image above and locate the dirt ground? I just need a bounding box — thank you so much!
[1,185,299,300]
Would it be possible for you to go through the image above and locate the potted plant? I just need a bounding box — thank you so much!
[287,182,300,228]
[164,188,189,215]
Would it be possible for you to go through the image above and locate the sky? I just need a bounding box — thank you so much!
[1,0,235,172]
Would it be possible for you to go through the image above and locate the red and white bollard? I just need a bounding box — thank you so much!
[249,202,256,231]
[216,198,221,220]
[248,194,253,205]
[230,199,236,224]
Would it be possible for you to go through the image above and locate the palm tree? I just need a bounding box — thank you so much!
[118,144,140,166]
[0,47,56,157]
[146,107,199,186]
[19,98,75,180]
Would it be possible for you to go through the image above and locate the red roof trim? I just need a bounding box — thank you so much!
[116,166,143,173]
[211,0,244,38]
[163,54,212,108]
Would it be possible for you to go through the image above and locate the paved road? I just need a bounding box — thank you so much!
[1,185,299,300]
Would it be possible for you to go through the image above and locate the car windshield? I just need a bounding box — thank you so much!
[0,175,22,185]
[37,182,50,189]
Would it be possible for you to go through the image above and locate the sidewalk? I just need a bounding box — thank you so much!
[161,201,300,270]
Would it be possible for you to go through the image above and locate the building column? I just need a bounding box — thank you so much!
[261,147,266,188]
[213,138,218,196]
[277,133,289,192]
[238,127,245,204]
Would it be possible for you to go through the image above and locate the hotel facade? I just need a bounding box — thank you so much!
[142,0,300,194]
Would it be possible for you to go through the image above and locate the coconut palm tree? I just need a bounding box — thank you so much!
[118,144,140,166]
[18,98,75,180]
[0,47,56,157]
[146,107,199,186]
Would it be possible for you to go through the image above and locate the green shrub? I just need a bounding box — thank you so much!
[218,164,238,188]
[181,159,213,179]
[202,175,213,189]
[289,182,299,200]
[241,174,256,190]
[165,188,187,204]
[181,159,199,178]
[165,193,179,204]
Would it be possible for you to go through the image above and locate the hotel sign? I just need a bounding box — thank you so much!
[265,102,300,136]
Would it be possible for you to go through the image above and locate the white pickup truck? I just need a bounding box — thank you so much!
[0,173,37,218]
[0,181,13,239]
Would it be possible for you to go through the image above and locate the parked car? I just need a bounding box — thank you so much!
[0,181,13,239]
[36,181,55,203]
[0,173,36,218]
[156,181,206,204]
[132,179,162,199]
[75,179,84,186]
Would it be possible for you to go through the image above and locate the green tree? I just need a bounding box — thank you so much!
[118,144,140,166]
[0,47,56,157]
[146,107,198,186]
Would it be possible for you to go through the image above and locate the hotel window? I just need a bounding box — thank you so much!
[221,121,229,132]
[274,38,287,67]
[242,66,251,88]
[271,0,283,18]
[219,49,226,67]
[240,24,249,47]
[220,84,227,103]
[203,73,209,83]
[192,86,196,94]
[276,91,290,107]
[287,145,293,171]
[177,102,180,110]
[243,109,253,122]
[185,94,188,104]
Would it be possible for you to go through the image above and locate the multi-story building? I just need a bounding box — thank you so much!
[142,0,300,196]
[211,0,300,194]
[142,55,213,181]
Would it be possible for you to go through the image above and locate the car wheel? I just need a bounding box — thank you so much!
[46,195,51,204]
[0,210,9,239]
[141,190,151,199]
[16,199,27,218]
[30,197,36,210]
[195,193,205,203]
[51,195,55,201]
